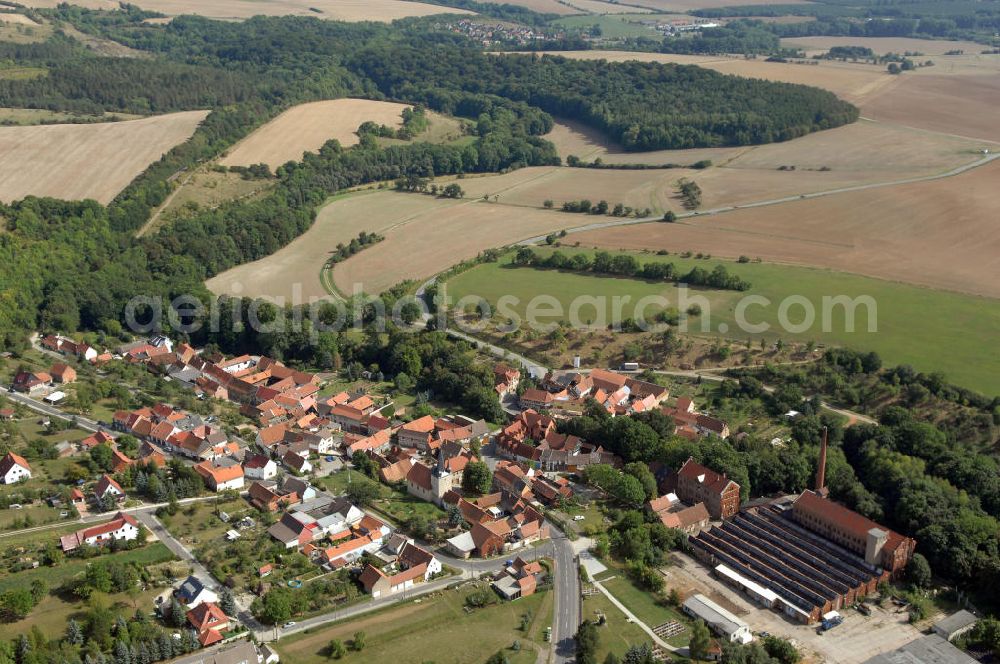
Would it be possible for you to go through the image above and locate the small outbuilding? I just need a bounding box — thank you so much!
[933,610,978,643]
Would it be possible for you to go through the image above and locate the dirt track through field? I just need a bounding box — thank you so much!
[0,111,207,204]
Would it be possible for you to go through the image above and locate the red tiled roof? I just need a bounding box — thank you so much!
[794,490,907,555]
[401,415,435,434]
[678,458,735,493]
[0,452,31,476]
[406,462,433,491]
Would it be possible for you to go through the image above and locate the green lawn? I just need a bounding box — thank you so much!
[275,586,553,664]
[601,576,687,633]
[158,496,251,546]
[445,249,1000,395]
[377,491,447,524]
[582,588,655,663]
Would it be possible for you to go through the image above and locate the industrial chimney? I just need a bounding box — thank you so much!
[815,426,829,498]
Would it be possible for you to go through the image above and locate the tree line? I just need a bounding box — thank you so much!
[511,248,752,291]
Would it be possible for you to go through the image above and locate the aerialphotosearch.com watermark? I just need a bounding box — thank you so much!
[123,281,878,342]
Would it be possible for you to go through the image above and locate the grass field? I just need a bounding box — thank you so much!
[0,110,207,204]
[601,576,690,643]
[220,99,412,169]
[275,586,553,664]
[581,588,655,661]
[444,249,1000,395]
[16,0,472,21]
[0,17,50,44]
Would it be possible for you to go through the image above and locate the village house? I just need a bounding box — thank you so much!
[398,415,436,450]
[496,409,619,472]
[282,450,313,474]
[59,511,140,551]
[494,364,521,398]
[49,363,77,384]
[80,430,115,449]
[243,454,278,480]
[664,397,730,439]
[248,481,299,513]
[194,459,245,492]
[0,452,31,484]
[12,370,51,394]
[345,428,392,456]
[187,602,230,647]
[492,556,544,600]
[175,575,219,609]
[94,474,126,502]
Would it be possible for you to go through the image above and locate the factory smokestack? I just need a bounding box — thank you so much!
[815,426,829,497]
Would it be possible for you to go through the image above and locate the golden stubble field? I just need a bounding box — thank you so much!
[220,99,412,170]
[477,0,579,15]
[0,111,207,204]
[573,158,1000,299]
[780,36,990,57]
[15,0,472,21]
[206,190,579,300]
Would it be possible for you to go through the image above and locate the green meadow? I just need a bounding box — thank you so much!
[444,248,1000,396]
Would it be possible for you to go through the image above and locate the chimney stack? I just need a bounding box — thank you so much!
[815,426,829,497]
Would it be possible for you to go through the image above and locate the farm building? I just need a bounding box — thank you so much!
[862,634,977,664]
[682,594,752,644]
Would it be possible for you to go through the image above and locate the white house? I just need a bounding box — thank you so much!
[95,474,126,502]
[243,454,278,480]
[283,451,312,474]
[60,512,140,551]
[175,576,218,609]
[0,452,31,484]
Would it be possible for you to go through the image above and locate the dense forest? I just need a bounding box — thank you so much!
[347,47,858,149]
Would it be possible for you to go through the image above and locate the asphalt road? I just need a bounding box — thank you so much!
[550,527,580,663]
[6,389,109,434]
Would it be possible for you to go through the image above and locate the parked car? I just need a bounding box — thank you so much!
[283,622,296,629]
[9,504,22,510]
[573,515,585,521]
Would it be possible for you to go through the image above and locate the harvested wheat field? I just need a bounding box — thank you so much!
[615,0,811,11]
[563,0,651,13]
[207,190,581,299]
[453,162,943,214]
[781,36,989,57]
[528,51,893,102]
[546,117,983,175]
[546,119,746,166]
[573,158,1000,298]
[17,0,471,21]
[477,0,578,14]
[0,111,207,204]
[220,99,411,169]
[861,73,1000,143]
[0,13,41,25]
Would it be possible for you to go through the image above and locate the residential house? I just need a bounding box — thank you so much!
[12,371,51,394]
[282,450,312,474]
[359,562,427,599]
[267,511,320,549]
[243,454,278,480]
[664,397,730,439]
[50,363,77,384]
[248,481,298,513]
[80,431,115,449]
[175,576,219,609]
[59,512,140,551]
[345,428,392,456]
[398,415,435,450]
[494,364,521,398]
[187,602,230,647]
[0,452,31,484]
[94,474,125,502]
[110,448,134,473]
[194,459,245,492]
